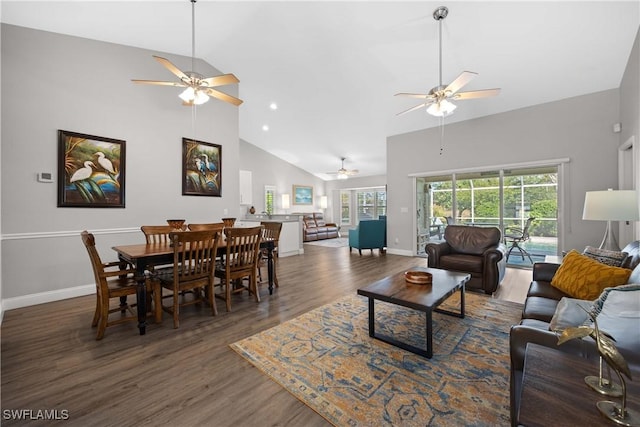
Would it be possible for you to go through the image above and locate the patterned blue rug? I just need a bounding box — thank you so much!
[231,293,523,426]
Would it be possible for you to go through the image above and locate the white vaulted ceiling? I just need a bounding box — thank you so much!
[2,1,639,179]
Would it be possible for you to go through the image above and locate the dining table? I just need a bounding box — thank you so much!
[112,237,275,335]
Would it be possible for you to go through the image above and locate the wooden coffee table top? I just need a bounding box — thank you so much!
[357,267,470,312]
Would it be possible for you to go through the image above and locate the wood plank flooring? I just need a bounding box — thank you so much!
[1,245,531,426]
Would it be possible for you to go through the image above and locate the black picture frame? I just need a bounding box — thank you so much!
[57,130,126,208]
[182,137,222,197]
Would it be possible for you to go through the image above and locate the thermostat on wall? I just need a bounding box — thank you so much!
[37,172,54,183]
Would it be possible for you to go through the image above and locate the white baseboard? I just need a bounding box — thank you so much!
[2,284,95,312]
[386,248,416,257]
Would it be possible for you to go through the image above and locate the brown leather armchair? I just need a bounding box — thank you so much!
[425,225,507,294]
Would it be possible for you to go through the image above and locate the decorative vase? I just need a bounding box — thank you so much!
[249,206,255,214]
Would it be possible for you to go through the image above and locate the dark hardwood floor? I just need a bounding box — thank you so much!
[1,244,530,426]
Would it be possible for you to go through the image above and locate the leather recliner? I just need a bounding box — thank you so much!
[425,225,507,294]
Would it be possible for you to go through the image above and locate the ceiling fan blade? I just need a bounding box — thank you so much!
[153,55,189,81]
[394,92,430,99]
[454,88,501,100]
[131,79,187,87]
[201,74,240,88]
[444,71,478,95]
[396,102,431,116]
[203,88,244,106]
[346,169,359,175]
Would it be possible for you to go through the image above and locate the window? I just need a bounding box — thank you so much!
[340,190,351,225]
[356,188,386,221]
[264,185,275,215]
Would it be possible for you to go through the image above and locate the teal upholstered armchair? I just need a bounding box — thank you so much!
[349,219,386,255]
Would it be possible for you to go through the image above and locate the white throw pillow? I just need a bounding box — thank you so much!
[593,287,640,354]
[549,297,593,332]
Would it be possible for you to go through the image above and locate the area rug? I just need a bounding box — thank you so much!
[304,237,349,248]
[230,292,523,426]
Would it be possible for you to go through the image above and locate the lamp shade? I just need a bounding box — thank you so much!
[281,194,290,210]
[320,195,328,209]
[582,190,640,221]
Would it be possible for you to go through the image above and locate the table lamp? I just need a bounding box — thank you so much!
[320,195,328,210]
[282,194,290,213]
[582,189,639,251]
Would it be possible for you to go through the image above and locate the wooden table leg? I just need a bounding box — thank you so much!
[267,241,274,295]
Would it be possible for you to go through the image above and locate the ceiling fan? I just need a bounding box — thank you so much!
[395,6,500,117]
[131,0,242,107]
[326,158,359,180]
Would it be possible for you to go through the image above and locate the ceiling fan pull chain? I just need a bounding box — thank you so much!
[439,117,445,155]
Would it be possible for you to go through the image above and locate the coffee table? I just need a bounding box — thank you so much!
[357,267,470,358]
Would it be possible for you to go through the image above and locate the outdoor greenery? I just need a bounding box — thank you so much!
[430,173,557,237]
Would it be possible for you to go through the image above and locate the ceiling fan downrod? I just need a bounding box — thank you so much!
[433,6,448,92]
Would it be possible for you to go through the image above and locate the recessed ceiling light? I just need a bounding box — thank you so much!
[269,102,278,110]
[262,125,269,131]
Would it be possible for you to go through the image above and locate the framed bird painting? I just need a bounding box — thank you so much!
[57,130,126,208]
[182,137,222,197]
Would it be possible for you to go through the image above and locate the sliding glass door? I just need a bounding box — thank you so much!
[416,166,558,267]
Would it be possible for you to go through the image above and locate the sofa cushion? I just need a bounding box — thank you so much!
[439,253,483,274]
[522,296,560,323]
[548,297,592,332]
[582,245,628,267]
[527,280,571,300]
[550,250,632,300]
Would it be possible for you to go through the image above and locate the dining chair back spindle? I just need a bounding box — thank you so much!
[215,226,263,312]
[258,221,282,287]
[151,230,220,328]
[81,231,147,340]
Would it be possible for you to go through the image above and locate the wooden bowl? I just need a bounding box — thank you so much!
[404,270,433,285]
[167,219,186,231]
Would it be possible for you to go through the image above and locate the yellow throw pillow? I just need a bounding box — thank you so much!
[551,250,631,300]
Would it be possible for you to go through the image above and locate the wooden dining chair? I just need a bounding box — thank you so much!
[81,231,149,340]
[141,225,174,244]
[258,221,282,287]
[187,222,225,234]
[214,226,263,312]
[150,230,220,328]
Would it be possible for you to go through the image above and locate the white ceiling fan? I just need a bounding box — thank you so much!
[131,0,242,107]
[395,6,500,117]
[326,157,359,180]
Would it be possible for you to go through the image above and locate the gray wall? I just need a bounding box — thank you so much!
[386,89,622,255]
[1,24,240,307]
[620,29,639,153]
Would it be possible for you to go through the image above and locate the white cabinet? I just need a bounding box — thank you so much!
[239,170,252,205]
[237,218,302,257]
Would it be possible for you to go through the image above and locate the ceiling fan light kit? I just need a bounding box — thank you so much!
[132,0,242,107]
[326,157,359,180]
[395,6,500,118]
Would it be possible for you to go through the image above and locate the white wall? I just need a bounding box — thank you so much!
[239,139,327,216]
[386,89,622,256]
[1,24,239,306]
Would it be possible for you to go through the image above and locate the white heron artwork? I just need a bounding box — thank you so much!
[59,130,125,207]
